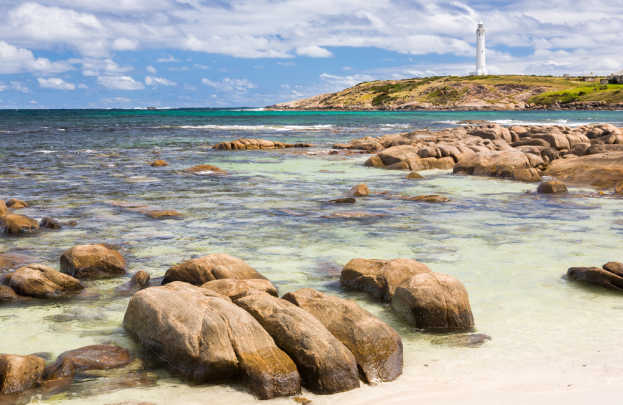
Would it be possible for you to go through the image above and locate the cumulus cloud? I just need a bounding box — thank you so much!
[0,0,621,74]
[145,75,176,86]
[0,41,71,74]
[37,77,76,90]
[97,75,144,90]
[296,45,332,58]
[202,77,256,92]
[146,65,157,74]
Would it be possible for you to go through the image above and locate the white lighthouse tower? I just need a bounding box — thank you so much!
[476,22,487,75]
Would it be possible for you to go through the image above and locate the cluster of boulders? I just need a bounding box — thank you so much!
[1,198,66,236]
[123,253,407,399]
[566,261,623,291]
[213,138,312,150]
[1,244,132,303]
[341,258,473,331]
[334,122,623,190]
[0,345,132,397]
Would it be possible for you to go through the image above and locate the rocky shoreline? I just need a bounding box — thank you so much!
[2,120,623,403]
[333,122,623,191]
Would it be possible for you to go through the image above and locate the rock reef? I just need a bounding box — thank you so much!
[336,122,623,191]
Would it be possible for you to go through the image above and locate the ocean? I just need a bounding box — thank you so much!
[2,108,623,404]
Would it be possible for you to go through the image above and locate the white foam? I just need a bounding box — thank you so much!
[154,124,334,132]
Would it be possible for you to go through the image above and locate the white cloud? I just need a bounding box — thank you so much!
[80,58,132,77]
[112,38,138,50]
[146,65,157,74]
[0,0,622,82]
[37,77,76,90]
[296,45,332,58]
[157,56,179,63]
[145,75,176,86]
[202,77,256,92]
[97,75,144,90]
[0,41,71,74]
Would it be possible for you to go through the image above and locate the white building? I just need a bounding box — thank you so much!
[476,23,487,76]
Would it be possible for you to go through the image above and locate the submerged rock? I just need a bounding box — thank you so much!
[8,264,83,298]
[1,214,39,235]
[44,345,131,380]
[430,333,491,348]
[391,272,475,331]
[329,197,356,204]
[183,164,226,174]
[349,184,369,197]
[567,266,623,291]
[537,180,568,194]
[407,171,424,179]
[123,282,301,399]
[60,244,126,280]
[163,254,267,285]
[116,271,151,296]
[323,211,386,219]
[0,354,45,394]
[202,278,278,300]
[39,217,62,230]
[283,288,403,384]
[236,293,360,394]
[143,210,182,219]
[401,195,450,203]
[150,159,168,167]
[0,253,37,271]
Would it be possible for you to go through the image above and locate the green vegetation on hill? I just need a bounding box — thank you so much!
[528,84,623,105]
[274,75,623,110]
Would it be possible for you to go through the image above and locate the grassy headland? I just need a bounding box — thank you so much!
[271,75,623,110]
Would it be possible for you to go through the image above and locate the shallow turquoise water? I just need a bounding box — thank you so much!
[1,109,623,404]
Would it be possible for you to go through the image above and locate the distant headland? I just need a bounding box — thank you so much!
[268,74,623,111]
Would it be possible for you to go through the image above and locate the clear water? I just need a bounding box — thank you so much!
[1,109,623,404]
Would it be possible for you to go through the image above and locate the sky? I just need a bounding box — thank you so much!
[0,0,622,108]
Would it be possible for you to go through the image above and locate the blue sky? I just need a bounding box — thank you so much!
[0,0,622,108]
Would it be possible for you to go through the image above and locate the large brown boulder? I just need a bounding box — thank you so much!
[544,152,623,189]
[0,354,45,394]
[8,264,83,298]
[283,288,403,384]
[236,293,360,394]
[453,150,532,181]
[60,244,126,280]
[202,279,278,300]
[341,258,431,301]
[0,253,37,271]
[0,200,6,217]
[408,157,455,171]
[163,254,266,285]
[377,145,420,166]
[44,345,132,380]
[123,282,300,399]
[1,214,39,235]
[467,124,512,143]
[567,266,623,291]
[391,272,474,331]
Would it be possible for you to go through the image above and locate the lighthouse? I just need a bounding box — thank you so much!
[476,23,487,76]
